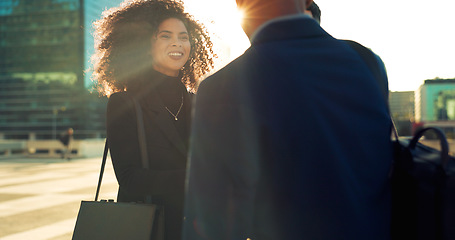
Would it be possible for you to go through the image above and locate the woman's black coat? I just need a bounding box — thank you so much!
[106,77,192,240]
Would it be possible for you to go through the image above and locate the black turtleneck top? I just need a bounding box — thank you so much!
[128,69,192,147]
[153,70,192,144]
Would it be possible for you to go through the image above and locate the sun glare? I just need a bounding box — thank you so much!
[232,7,245,29]
[184,0,250,70]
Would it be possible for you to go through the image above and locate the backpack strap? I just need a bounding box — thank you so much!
[342,40,388,103]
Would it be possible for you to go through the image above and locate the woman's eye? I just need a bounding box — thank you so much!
[180,36,189,41]
[160,34,171,39]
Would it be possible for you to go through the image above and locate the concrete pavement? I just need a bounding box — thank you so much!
[0,156,118,240]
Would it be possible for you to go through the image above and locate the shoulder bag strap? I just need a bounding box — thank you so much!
[343,39,399,139]
[343,40,388,102]
[94,139,109,201]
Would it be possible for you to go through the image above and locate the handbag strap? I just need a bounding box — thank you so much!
[94,97,150,201]
[95,139,109,201]
[343,40,399,139]
[343,40,388,102]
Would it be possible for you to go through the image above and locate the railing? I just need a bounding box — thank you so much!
[0,139,105,159]
[0,140,27,157]
[27,140,80,158]
[0,130,106,141]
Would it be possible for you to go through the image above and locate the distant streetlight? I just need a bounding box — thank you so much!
[52,106,66,139]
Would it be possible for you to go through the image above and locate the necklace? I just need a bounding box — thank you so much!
[165,94,184,121]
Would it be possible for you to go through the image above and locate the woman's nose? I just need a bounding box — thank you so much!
[171,37,182,47]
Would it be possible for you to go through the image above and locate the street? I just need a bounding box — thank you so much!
[0,156,118,240]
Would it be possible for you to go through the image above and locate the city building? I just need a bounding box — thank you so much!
[0,0,122,140]
[389,91,415,136]
[415,78,455,138]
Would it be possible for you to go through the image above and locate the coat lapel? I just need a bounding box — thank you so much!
[142,90,188,157]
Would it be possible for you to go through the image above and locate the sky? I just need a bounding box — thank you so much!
[184,0,455,92]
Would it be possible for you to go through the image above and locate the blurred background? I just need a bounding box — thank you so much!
[1,0,454,159]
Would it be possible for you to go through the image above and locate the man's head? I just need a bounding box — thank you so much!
[236,0,314,38]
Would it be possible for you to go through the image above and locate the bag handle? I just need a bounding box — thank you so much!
[94,97,149,201]
[409,127,450,170]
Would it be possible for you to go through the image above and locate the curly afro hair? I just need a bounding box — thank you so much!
[91,0,214,96]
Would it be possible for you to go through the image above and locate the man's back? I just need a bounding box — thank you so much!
[245,16,392,239]
[185,15,393,240]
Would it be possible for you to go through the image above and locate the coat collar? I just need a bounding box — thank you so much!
[145,91,191,157]
[133,72,191,158]
[251,14,331,45]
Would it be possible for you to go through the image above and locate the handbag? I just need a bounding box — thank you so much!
[72,98,164,240]
[345,40,455,240]
[391,127,455,240]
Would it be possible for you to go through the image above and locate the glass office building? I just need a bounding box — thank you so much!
[0,0,122,139]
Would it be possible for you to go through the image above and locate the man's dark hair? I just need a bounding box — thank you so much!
[307,1,321,23]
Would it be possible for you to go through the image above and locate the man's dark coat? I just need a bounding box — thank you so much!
[184,15,393,240]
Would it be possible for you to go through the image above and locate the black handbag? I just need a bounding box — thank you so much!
[72,99,164,240]
[391,127,455,240]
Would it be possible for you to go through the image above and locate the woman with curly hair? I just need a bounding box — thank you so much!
[92,0,214,239]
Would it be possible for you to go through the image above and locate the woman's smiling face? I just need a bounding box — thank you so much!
[150,18,191,77]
